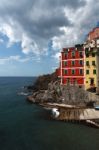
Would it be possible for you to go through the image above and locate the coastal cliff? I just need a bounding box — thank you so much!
[27,73,99,128]
[27,72,58,91]
[27,72,97,106]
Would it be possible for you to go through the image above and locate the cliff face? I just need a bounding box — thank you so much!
[27,78,94,106]
[27,72,58,91]
[27,72,98,106]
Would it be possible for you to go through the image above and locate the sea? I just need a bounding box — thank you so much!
[0,77,99,150]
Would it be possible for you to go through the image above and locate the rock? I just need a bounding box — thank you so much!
[27,96,36,103]
[27,72,98,106]
[27,72,58,91]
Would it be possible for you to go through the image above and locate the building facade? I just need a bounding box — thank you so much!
[84,27,99,91]
[84,38,99,91]
[56,27,99,93]
[84,47,97,90]
[87,27,99,41]
[58,45,85,87]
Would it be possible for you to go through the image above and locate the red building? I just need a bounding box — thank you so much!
[58,45,85,86]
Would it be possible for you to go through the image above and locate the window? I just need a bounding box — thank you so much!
[86,54,89,57]
[72,52,75,58]
[64,61,67,66]
[79,60,83,66]
[86,70,89,74]
[92,53,95,57]
[92,61,96,66]
[86,61,89,66]
[72,61,75,66]
[79,51,83,57]
[93,69,96,74]
[72,69,75,75]
[64,53,67,58]
[64,70,67,75]
[79,69,83,75]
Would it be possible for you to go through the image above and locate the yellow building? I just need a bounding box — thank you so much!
[84,39,99,91]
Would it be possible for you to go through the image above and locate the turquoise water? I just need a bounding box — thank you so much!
[0,77,99,150]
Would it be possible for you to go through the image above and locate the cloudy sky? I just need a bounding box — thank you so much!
[0,0,99,76]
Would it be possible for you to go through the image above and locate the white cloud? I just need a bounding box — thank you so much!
[0,0,86,56]
[52,52,61,60]
[0,0,98,58]
[52,0,99,50]
[0,22,39,55]
[0,55,30,65]
[21,34,39,55]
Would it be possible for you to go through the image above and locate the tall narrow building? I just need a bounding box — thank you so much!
[84,27,99,91]
[84,46,98,90]
[58,45,85,87]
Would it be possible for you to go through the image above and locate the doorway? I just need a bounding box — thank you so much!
[90,78,94,86]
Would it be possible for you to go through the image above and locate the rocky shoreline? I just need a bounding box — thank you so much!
[27,73,99,128]
[27,80,97,106]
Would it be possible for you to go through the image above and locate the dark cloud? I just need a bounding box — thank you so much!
[0,0,90,55]
[44,0,86,9]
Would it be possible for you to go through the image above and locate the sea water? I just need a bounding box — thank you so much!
[0,77,99,150]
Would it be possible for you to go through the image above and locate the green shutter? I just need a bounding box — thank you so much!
[86,70,89,74]
[64,61,67,66]
[93,70,96,74]
[86,61,89,66]
[92,61,95,66]
[72,52,75,57]
[72,70,75,75]
[72,61,75,66]
[92,53,95,57]
[64,70,67,75]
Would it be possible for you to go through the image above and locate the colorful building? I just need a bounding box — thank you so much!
[84,27,99,91]
[58,45,85,87]
[84,36,99,91]
[87,27,99,41]
[56,27,99,93]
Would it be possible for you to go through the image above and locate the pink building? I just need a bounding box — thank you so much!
[87,27,99,41]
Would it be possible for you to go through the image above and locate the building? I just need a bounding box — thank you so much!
[84,27,99,91]
[84,38,99,91]
[58,45,85,87]
[87,27,99,41]
[56,27,99,93]
[84,47,98,90]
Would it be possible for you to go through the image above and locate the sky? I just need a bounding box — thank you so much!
[0,0,99,76]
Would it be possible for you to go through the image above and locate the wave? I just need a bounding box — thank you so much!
[17,92,29,96]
